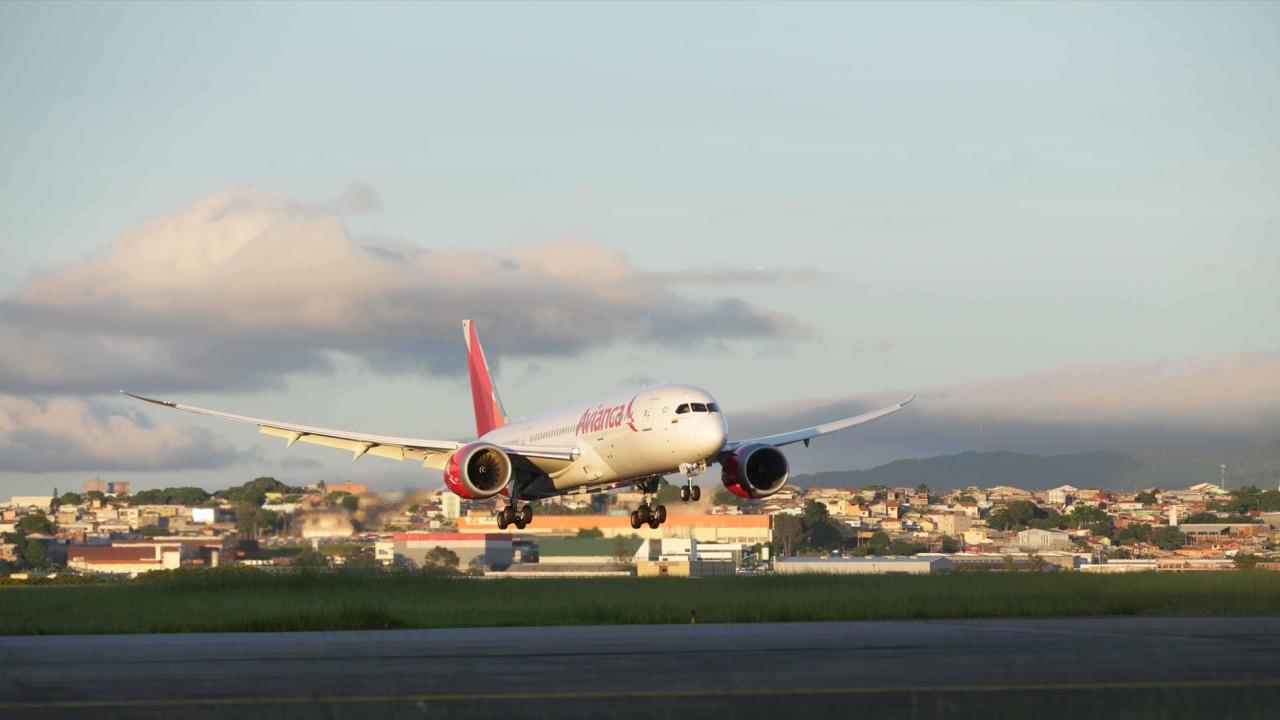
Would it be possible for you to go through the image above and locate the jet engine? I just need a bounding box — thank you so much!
[721,443,789,499]
[443,442,512,499]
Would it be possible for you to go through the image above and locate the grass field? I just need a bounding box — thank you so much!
[2,569,1279,635]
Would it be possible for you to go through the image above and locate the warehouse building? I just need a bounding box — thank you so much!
[376,532,513,571]
[774,556,955,575]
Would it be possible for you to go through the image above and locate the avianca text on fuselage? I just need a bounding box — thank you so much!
[576,397,636,435]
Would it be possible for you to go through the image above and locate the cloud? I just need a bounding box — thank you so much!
[279,455,323,470]
[0,394,238,472]
[0,187,806,395]
[734,352,1280,473]
[331,182,383,215]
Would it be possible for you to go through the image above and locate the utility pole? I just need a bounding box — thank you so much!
[1220,463,1227,491]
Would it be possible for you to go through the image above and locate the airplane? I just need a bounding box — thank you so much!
[124,320,913,530]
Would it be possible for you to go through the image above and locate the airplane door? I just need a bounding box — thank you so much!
[640,398,659,431]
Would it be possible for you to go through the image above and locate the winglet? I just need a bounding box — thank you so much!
[121,390,177,408]
[462,320,509,437]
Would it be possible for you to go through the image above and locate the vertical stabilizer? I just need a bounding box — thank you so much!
[462,319,509,437]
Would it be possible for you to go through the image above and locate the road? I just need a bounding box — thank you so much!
[3,616,1279,719]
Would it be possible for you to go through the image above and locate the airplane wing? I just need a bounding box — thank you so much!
[722,394,915,453]
[122,392,577,470]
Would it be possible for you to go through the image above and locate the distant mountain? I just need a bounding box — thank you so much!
[788,439,1280,492]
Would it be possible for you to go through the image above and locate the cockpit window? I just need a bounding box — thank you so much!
[707,403,720,413]
[691,402,708,412]
[675,404,691,414]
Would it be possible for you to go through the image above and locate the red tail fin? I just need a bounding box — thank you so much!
[463,319,508,437]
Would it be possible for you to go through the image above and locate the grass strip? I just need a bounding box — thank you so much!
[3,569,1279,635]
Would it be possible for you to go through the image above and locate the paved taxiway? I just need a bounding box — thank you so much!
[3,616,1279,719]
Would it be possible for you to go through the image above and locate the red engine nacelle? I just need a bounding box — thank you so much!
[721,443,789,499]
[443,442,512,500]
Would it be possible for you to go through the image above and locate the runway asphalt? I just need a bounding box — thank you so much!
[3,616,1279,719]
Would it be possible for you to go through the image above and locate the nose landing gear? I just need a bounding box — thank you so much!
[678,461,705,502]
[679,484,701,502]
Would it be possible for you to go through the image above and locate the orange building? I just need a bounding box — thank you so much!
[458,514,771,544]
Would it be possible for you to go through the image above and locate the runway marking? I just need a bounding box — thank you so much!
[4,678,1280,709]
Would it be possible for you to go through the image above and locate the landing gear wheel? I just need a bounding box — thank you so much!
[630,511,642,529]
[497,513,511,530]
[637,504,651,523]
[647,515,661,529]
[519,505,533,525]
[680,486,690,502]
[691,486,701,501]
[514,518,527,530]
[655,505,667,523]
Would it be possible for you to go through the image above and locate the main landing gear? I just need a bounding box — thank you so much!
[496,498,533,530]
[679,485,701,502]
[630,477,667,530]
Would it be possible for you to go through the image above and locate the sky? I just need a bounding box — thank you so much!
[1,2,1278,495]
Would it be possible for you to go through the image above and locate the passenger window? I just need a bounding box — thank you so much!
[707,403,720,413]
[691,403,707,412]
[676,404,690,414]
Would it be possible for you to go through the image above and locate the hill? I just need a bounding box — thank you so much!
[789,439,1280,492]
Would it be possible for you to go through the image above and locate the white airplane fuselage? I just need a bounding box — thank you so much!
[481,383,726,498]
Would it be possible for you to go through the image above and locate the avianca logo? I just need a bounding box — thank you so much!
[577,396,636,435]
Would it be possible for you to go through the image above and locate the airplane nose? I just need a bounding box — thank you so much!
[696,416,727,456]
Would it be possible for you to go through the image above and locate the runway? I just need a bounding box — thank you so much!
[3,616,1279,719]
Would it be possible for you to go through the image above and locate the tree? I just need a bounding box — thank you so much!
[939,535,961,553]
[988,501,1049,531]
[801,501,844,551]
[773,514,803,556]
[137,525,167,537]
[655,484,683,505]
[916,483,930,496]
[865,530,892,556]
[23,539,47,568]
[1066,505,1109,528]
[1135,489,1160,505]
[1151,526,1185,550]
[1234,553,1260,570]
[576,528,604,539]
[17,513,55,535]
[423,546,460,572]
[294,546,329,568]
[711,488,745,507]
[327,492,359,513]
[612,535,633,564]
[85,490,106,503]
[57,492,83,506]
[1109,547,1132,559]
[255,509,281,536]
[217,477,299,506]
[1115,524,1152,546]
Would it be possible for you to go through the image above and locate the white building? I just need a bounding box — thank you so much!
[190,507,216,524]
[1016,528,1071,549]
[6,496,53,511]
[774,556,955,575]
[1045,485,1079,506]
[441,493,461,520]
